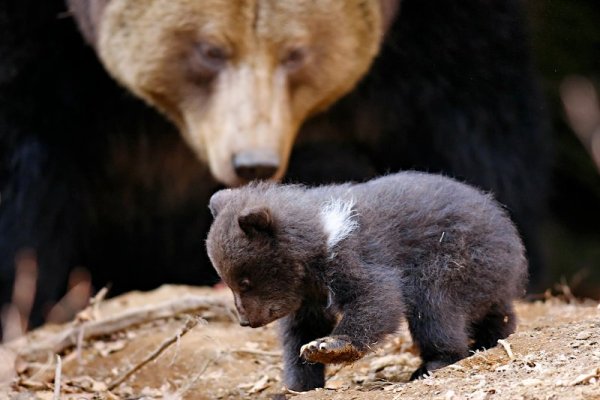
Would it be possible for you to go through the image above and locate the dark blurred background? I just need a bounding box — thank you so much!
[526,0,600,298]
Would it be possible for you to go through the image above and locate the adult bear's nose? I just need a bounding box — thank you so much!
[232,150,280,181]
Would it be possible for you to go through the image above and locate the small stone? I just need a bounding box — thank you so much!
[325,379,349,390]
[521,378,543,387]
[576,331,592,340]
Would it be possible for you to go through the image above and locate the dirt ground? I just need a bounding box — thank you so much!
[0,285,599,400]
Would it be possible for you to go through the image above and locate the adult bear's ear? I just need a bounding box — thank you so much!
[209,189,233,218]
[380,0,400,35]
[67,0,111,47]
[238,207,273,237]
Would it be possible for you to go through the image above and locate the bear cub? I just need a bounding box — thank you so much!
[206,172,527,391]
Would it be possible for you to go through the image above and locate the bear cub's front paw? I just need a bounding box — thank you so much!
[299,335,365,364]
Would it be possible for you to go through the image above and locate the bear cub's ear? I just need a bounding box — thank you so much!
[238,207,274,236]
[209,189,233,217]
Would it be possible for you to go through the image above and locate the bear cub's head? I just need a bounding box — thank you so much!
[206,184,327,328]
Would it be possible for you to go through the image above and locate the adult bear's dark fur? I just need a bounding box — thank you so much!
[206,172,528,391]
[0,0,547,332]
[0,0,220,328]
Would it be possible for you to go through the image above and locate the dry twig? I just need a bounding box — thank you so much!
[26,352,55,383]
[248,375,271,394]
[18,379,49,390]
[171,357,215,398]
[284,387,305,395]
[231,349,282,357]
[75,286,109,324]
[107,317,199,391]
[497,339,515,360]
[53,355,62,400]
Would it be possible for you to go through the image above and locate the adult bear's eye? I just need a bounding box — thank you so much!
[193,42,230,74]
[281,46,310,73]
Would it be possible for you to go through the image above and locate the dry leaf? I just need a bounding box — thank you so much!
[370,354,415,372]
[68,375,108,392]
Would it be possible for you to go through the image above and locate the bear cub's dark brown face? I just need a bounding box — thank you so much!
[206,188,321,328]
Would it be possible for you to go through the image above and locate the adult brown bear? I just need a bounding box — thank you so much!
[0,0,548,331]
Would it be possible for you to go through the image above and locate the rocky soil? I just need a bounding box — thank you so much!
[1,285,598,400]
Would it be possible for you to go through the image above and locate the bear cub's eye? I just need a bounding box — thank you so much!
[194,42,230,73]
[238,278,252,293]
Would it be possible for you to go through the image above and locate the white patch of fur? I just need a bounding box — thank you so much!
[320,198,359,250]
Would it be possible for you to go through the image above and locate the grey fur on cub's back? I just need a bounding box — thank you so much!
[206,171,527,392]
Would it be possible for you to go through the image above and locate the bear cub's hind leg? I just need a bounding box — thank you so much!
[407,302,471,380]
[470,302,517,351]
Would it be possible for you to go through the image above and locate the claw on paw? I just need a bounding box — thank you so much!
[299,336,365,364]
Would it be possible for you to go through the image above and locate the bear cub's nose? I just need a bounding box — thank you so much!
[233,150,279,181]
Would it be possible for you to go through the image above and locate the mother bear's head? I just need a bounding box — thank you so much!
[68,0,399,186]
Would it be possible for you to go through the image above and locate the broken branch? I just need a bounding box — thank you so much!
[17,295,227,357]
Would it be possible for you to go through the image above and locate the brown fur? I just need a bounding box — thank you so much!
[70,0,393,186]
